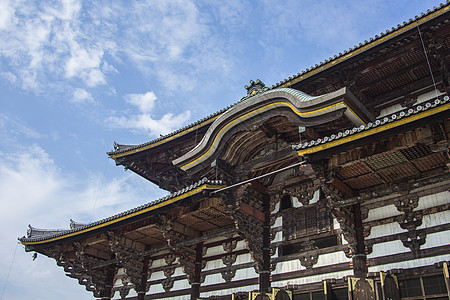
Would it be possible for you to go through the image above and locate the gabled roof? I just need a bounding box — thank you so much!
[108,1,450,161]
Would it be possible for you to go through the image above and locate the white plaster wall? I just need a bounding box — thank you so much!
[273,230,282,243]
[273,269,353,287]
[173,266,185,277]
[419,211,450,230]
[204,240,246,258]
[272,251,350,276]
[273,215,282,227]
[152,257,173,268]
[378,104,404,118]
[149,270,165,281]
[204,253,253,272]
[378,90,444,117]
[365,204,402,222]
[316,251,351,267]
[416,90,444,103]
[292,196,302,208]
[234,267,258,281]
[272,201,280,214]
[235,253,252,265]
[272,259,305,275]
[367,240,409,259]
[148,281,165,294]
[422,230,450,249]
[204,258,225,271]
[368,254,450,273]
[333,217,340,230]
[367,222,406,239]
[415,191,450,211]
[204,273,224,285]
[172,277,190,290]
[200,284,259,298]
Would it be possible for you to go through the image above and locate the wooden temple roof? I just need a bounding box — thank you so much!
[18,3,450,299]
[106,3,450,193]
[20,178,226,247]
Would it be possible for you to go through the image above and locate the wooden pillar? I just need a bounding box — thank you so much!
[137,256,150,300]
[260,193,271,293]
[190,243,203,300]
[352,203,367,278]
[101,264,117,300]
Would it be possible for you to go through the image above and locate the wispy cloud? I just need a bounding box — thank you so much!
[71,88,94,104]
[0,144,166,299]
[108,91,191,136]
[0,113,42,144]
[0,0,116,91]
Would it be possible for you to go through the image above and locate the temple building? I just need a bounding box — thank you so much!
[20,3,450,300]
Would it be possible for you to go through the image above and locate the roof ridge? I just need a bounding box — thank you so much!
[273,1,450,89]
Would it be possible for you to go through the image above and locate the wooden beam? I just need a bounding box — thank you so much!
[238,201,265,222]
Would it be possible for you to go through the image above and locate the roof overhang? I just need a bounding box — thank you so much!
[173,87,373,171]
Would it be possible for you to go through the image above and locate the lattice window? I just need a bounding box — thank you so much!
[282,202,332,241]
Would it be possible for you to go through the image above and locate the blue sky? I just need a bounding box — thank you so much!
[0,1,445,299]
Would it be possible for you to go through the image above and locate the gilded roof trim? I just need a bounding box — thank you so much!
[294,96,450,156]
[174,88,373,171]
[275,2,450,89]
[20,179,226,246]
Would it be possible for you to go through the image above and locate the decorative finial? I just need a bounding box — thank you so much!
[242,79,268,100]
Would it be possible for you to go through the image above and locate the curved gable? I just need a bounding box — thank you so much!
[173,87,373,171]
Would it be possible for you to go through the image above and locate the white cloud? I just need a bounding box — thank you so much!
[0,113,42,143]
[108,111,191,137]
[0,0,116,91]
[71,88,94,103]
[0,0,15,30]
[0,145,166,300]
[108,91,191,136]
[125,91,157,113]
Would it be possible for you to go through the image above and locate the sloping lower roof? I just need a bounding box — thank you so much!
[20,178,226,246]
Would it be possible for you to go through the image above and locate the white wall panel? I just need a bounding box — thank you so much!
[235,253,252,264]
[200,284,259,298]
[127,289,138,298]
[367,240,409,259]
[368,254,450,273]
[148,282,165,294]
[203,273,224,285]
[173,266,185,277]
[273,201,280,214]
[367,222,406,239]
[416,191,450,211]
[149,270,165,281]
[205,240,246,258]
[365,204,402,222]
[316,251,351,267]
[421,230,450,249]
[273,230,282,243]
[418,211,450,229]
[273,269,353,287]
[172,278,190,290]
[292,196,302,208]
[273,216,282,227]
[152,257,171,268]
[205,244,226,257]
[272,259,305,275]
[234,266,258,280]
[204,258,225,271]
[333,217,340,229]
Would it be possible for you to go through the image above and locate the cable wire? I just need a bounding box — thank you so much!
[0,242,19,300]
